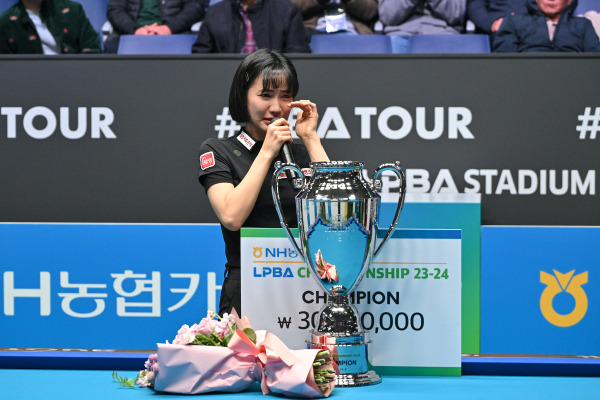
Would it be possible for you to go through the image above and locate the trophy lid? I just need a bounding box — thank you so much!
[309,161,363,172]
[301,161,377,201]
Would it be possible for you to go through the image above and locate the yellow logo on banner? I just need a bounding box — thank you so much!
[253,247,263,258]
[540,269,588,327]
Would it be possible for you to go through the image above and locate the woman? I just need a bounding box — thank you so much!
[198,49,329,315]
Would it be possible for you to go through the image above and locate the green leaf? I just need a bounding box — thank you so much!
[112,371,139,388]
[243,328,256,344]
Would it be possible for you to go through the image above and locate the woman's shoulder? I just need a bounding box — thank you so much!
[200,135,235,149]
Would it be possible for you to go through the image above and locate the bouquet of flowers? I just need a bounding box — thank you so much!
[137,310,337,398]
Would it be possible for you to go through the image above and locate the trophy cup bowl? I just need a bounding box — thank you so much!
[272,161,406,387]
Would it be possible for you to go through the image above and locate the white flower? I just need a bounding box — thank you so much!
[173,324,196,345]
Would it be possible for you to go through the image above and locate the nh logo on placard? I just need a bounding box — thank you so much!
[251,246,311,279]
[540,269,588,327]
[252,246,297,278]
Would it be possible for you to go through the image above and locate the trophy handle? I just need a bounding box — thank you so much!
[372,161,406,258]
[271,161,306,258]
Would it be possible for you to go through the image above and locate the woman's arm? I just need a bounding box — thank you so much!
[206,122,294,231]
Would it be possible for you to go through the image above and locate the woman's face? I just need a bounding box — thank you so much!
[244,74,293,139]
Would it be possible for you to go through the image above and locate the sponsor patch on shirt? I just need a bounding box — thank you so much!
[200,151,215,170]
[237,131,256,151]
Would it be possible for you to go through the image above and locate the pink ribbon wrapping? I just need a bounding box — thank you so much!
[152,329,335,397]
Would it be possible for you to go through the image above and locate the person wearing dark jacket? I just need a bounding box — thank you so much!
[289,0,379,37]
[378,0,467,35]
[0,0,101,53]
[192,0,310,53]
[105,0,207,53]
[467,0,532,34]
[493,0,600,51]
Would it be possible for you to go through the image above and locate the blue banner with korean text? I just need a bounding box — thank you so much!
[0,223,225,350]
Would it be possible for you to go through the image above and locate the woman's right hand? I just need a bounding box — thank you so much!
[263,117,293,160]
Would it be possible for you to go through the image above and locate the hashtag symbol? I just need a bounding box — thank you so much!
[576,107,600,139]
[214,107,241,139]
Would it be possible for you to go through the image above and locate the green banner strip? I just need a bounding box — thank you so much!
[241,227,298,238]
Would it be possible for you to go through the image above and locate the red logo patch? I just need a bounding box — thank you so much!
[302,168,313,177]
[200,152,215,170]
[237,132,255,151]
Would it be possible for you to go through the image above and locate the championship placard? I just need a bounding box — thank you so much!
[241,228,461,376]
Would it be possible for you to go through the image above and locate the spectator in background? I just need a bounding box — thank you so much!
[0,0,101,53]
[493,0,600,51]
[378,0,466,34]
[192,0,310,53]
[105,0,207,53]
[288,0,379,38]
[467,0,532,34]
[582,10,600,38]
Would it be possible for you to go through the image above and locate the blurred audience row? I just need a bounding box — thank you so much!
[1,0,599,54]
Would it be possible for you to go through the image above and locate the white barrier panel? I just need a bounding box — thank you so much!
[241,228,461,376]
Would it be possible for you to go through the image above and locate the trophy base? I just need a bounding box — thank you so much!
[335,370,382,387]
[309,332,382,387]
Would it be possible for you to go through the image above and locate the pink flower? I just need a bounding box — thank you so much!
[213,314,234,339]
[324,262,338,282]
[191,318,214,337]
[172,324,195,345]
[222,312,236,326]
[314,250,339,282]
[166,311,237,349]
[137,376,150,388]
[138,353,158,388]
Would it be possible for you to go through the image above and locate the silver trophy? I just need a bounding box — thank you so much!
[272,161,406,386]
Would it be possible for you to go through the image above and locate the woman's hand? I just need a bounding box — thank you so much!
[291,100,318,140]
[290,100,329,162]
[262,117,293,160]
